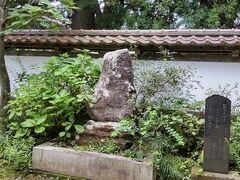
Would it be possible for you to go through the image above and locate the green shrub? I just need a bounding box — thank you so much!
[6,52,100,139]
[112,63,204,179]
[0,134,35,170]
[153,151,182,180]
[230,115,240,170]
[144,107,202,149]
[0,159,16,179]
[113,105,203,179]
[167,155,197,180]
[134,62,201,110]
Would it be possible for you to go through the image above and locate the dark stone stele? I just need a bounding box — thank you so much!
[203,94,231,174]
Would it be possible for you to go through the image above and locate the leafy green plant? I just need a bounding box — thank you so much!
[153,151,182,180]
[113,105,203,179]
[112,63,204,179]
[6,52,100,139]
[167,155,197,180]
[0,158,16,179]
[230,115,240,171]
[0,134,35,170]
[141,107,202,147]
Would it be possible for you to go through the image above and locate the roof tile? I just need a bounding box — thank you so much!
[4,29,240,48]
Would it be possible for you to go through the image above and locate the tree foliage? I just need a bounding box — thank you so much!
[177,0,240,28]
[124,0,176,29]
[5,0,240,30]
[74,0,240,29]
[6,0,75,30]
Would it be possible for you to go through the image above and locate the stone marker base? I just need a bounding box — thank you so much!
[75,120,130,147]
[32,142,156,180]
[192,167,240,180]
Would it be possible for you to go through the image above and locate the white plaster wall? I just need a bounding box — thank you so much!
[5,56,49,90]
[152,61,240,103]
[5,55,240,103]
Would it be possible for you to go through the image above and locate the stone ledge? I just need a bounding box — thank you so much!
[192,167,240,180]
[75,120,130,147]
[32,142,156,180]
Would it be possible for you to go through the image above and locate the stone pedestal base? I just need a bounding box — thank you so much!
[192,167,240,180]
[75,120,129,146]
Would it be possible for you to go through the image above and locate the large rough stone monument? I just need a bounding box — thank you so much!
[77,49,136,145]
[203,94,231,174]
[88,49,136,122]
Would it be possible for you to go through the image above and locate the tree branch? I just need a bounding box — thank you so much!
[42,15,64,26]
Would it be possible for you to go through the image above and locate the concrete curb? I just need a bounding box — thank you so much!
[32,142,156,180]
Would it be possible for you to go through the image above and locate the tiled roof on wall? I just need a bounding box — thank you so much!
[4,29,240,48]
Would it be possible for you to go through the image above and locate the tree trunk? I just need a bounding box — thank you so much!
[0,0,10,108]
[71,10,95,29]
[200,0,210,6]
[71,0,99,30]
